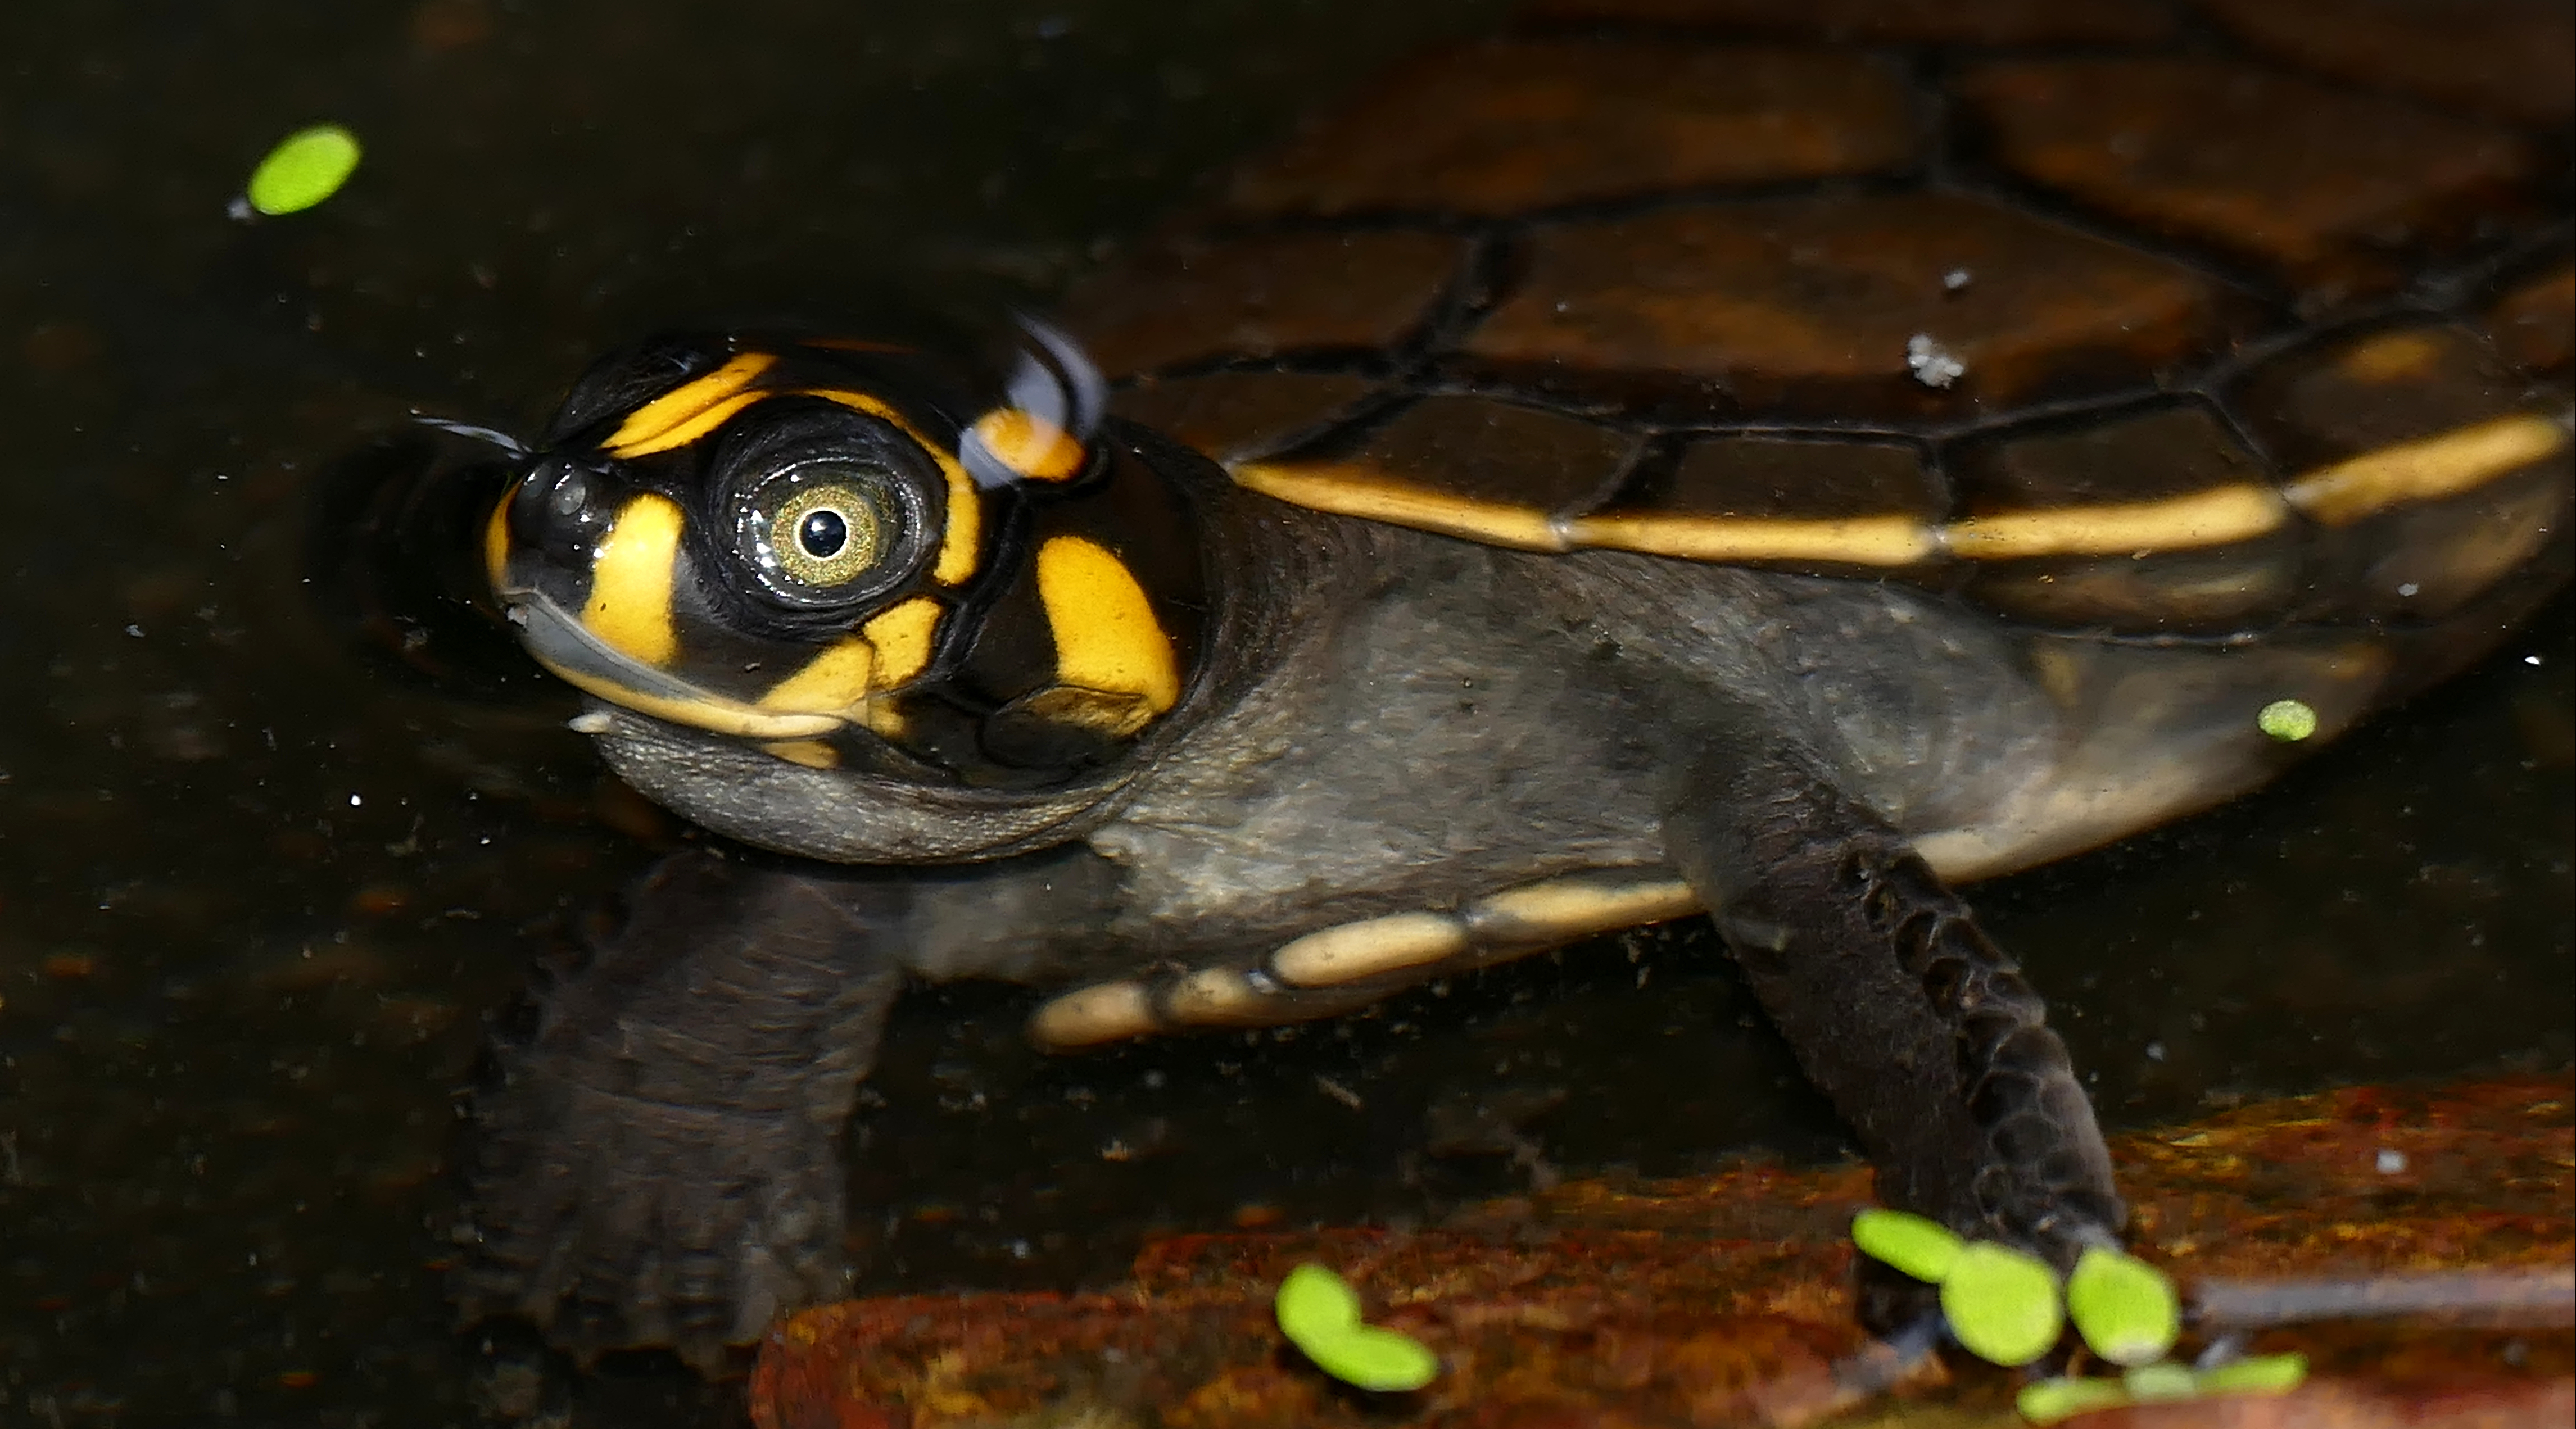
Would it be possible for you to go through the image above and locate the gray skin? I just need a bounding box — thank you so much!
[455,420,2469,1369]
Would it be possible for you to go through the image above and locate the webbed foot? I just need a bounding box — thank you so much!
[1666,751,2125,1311]
[452,849,907,1371]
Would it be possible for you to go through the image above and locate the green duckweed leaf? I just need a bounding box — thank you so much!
[2196,1352,2308,1396]
[1318,1324,1441,1392]
[1850,1208,1963,1283]
[2257,698,2319,742]
[2066,1247,2179,1366]
[2016,1376,2131,1425]
[2124,1361,2199,1400]
[1940,1242,2063,1366]
[1275,1263,1438,1393]
[246,124,361,215]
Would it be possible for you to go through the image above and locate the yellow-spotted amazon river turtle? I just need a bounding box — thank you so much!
[372,0,2574,1372]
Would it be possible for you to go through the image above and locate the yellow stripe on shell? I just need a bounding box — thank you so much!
[1568,511,1937,567]
[2333,329,2446,384]
[862,596,942,688]
[794,387,983,586]
[603,352,778,457]
[969,407,1088,480]
[2282,414,2569,528]
[482,492,513,595]
[582,493,686,668]
[1237,419,2566,568]
[1231,461,1568,551]
[1941,484,2288,560]
[1034,534,1180,715]
[757,637,876,715]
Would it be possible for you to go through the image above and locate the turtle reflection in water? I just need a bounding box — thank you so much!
[378,0,2574,1373]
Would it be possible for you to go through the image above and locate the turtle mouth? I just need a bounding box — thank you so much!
[504,589,849,740]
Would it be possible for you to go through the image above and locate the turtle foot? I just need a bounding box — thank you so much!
[451,848,909,1372]
[455,1049,857,1372]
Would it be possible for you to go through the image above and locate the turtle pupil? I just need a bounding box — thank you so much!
[798,509,848,559]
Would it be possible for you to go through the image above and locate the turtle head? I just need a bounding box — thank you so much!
[486,324,1215,847]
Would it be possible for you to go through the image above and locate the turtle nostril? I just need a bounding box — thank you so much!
[549,470,592,519]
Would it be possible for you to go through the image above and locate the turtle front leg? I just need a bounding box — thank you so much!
[455,847,909,1371]
[1663,748,2125,1317]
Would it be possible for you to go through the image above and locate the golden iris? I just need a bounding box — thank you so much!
[765,481,883,587]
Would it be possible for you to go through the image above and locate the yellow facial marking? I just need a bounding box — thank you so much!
[970,407,1088,480]
[757,637,876,715]
[759,739,841,769]
[1567,512,1937,567]
[1232,461,1567,551]
[933,463,981,585]
[862,597,942,688]
[1035,534,1180,716]
[2282,414,2569,528]
[482,493,513,595]
[795,387,981,584]
[531,654,841,740]
[1026,981,1157,1050]
[581,493,685,668]
[1941,484,2287,560]
[604,352,778,458]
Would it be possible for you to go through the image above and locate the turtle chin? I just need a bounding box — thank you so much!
[580,703,1131,865]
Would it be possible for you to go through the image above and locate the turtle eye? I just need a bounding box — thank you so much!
[731,461,918,607]
[765,479,883,586]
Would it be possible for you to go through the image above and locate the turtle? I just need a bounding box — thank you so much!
[422,0,2576,1374]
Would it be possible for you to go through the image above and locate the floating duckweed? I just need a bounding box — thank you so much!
[2256,697,2318,742]
[246,124,362,215]
[2124,1361,2199,1400]
[2065,1246,2179,1366]
[2017,1376,2131,1425]
[2197,1351,2308,1396]
[1274,1263,1439,1393]
[1940,1242,2064,1366]
[1850,1208,1963,1283]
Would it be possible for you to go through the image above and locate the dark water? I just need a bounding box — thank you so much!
[0,2,2567,1424]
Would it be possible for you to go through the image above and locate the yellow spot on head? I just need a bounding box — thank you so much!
[581,493,685,667]
[604,352,777,458]
[758,637,876,716]
[1035,534,1180,724]
[863,597,942,688]
[482,493,513,595]
[969,408,1088,481]
[935,464,981,586]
